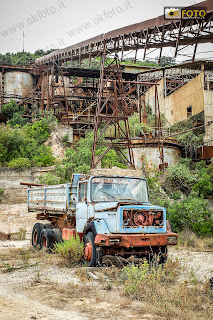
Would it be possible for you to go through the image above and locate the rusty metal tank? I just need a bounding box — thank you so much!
[41,75,70,99]
[4,71,34,100]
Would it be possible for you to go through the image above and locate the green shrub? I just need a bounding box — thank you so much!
[39,172,61,185]
[54,235,84,265]
[8,112,27,127]
[8,157,31,169]
[120,261,175,299]
[2,100,20,119]
[0,187,4,202]
[162,159,196,196]
[158,196,213,236]
[0,118,55,168]
[62,133,69,143]
[32,146,55,167]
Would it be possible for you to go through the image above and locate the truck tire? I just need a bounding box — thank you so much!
[40,229,55,251]
[84,232,97,267]
[44,223,53,229]
[52,228,62,243]
[32,223,45,248]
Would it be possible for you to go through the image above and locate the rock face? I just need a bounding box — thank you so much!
[44,130,65,159]
[44,126,73,159]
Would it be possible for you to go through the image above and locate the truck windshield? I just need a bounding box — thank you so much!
[91,177,149,203]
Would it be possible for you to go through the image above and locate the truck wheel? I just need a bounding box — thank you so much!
[32,223,45,248]
[52,228,62,243]
[44,223,53,229]
[40,229,55,251]
[84,232,97,267]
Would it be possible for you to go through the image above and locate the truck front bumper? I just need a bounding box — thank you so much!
[94,233,178,248]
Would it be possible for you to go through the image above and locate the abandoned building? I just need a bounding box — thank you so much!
[0,0,212,170]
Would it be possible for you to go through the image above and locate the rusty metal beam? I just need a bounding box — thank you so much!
[35,1,213,65]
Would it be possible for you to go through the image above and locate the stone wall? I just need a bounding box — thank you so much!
[0,167,53,204]
[0,167,54,238]
[90,168,144,177]
[0,204,37,239]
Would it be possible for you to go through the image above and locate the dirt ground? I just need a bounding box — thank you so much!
[0,240,212,320]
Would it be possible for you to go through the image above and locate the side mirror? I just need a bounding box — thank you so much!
[71,194,77,204]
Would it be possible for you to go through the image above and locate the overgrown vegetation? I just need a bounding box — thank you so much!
[148,159,213,237]
[39,130,127,184]
[0,101,56,167]
[169,112,205,158]
[54,236,84,265]
[0,49,175,68]
[0,50,55,66]
[120,261,213,320]
[178,229,213,250]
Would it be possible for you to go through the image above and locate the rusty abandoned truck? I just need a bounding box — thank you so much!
[28,174,178,266]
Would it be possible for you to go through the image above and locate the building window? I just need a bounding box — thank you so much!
[187,105,192,118]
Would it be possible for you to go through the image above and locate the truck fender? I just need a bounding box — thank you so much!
[83,221,97,242]
[93,219,110,235]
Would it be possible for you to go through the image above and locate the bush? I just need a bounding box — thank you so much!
[54,235,84,265]
[62,133,69,143]
[162,159,213,198]
[2,100,20,119]
[119,260,213,320]
[8,157,31,169]
[157,196,213,236]
[162,159,196,196]
[8,112,27,127]
[0,118,55,168]
[120,260,177,300]
[39,172,61,185]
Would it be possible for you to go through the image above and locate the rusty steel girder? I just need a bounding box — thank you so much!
[35,0,213,65]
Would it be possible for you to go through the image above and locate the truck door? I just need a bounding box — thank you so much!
[76,181,88,233]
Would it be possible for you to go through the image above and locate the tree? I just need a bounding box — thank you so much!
[159,56,175,67]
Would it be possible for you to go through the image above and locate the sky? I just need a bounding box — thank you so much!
[0,0,212,63]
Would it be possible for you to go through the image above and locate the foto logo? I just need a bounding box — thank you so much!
[164,7,207,20]
[164,7,181,19]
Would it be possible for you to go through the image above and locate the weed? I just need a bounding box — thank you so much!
[19,249,30,265]
[119,259,213,320]
[189,267,198,284]
[2,262,14,272]
[0,187,4,202]
[54,235,84,265]
[33,262,40,284]
[18,228,27,240]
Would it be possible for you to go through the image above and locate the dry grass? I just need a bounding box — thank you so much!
[119,260,213,320]
[177,230,213,251]
[1,243,212,320]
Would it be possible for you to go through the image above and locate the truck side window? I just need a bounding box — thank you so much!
[79,182,87,202]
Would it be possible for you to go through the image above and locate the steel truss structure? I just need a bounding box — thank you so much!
[91,55,165,169]
[91,57,135,169]
[35,1,213,65]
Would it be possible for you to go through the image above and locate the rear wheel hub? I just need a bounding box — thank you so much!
[84,241,92,261]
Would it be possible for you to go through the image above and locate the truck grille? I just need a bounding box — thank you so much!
[123,209,163,227]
